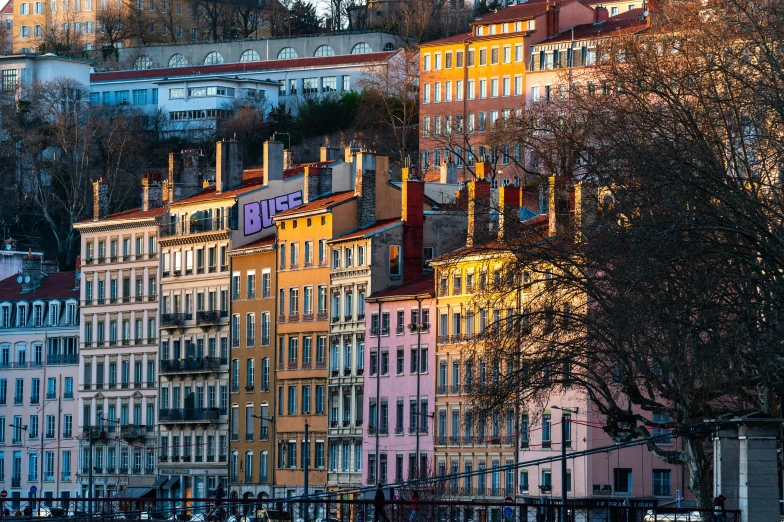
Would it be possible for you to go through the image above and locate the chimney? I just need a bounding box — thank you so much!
[402,178,425,282]
[466,179,492,247]
[548,176,573,237]
[303,166,332,203]
[93,178,109,221]
[573,180,597,234]
[21,250,42,293]
[498,186,521,240]
[439,159,457,184]
[354,151,378,228]
[345,142,363,163]
[141,173,163,212]
[402,165,418,180]
[216,140,244,193]
[320,146,341,162]
[595,5,608,22]
[546,2,560,38]
[475,160,493,180]
[283,149,294,171]
[263,140,285,185]
[4,237,17,251]
[168,149,205,201]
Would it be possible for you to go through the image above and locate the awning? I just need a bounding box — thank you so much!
[163,477,180,489]
[113,487,155,498]
[152,477,168,488]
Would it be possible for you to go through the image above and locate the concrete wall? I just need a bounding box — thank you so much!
[117,32,405,70]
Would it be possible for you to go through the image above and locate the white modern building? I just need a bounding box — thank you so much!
[89,51,397,137]
[0,53,91,93]
[0,255,80,510]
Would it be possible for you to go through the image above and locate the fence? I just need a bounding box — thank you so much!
[0,497,739,522]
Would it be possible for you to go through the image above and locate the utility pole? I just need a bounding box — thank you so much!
[303,421,309,522]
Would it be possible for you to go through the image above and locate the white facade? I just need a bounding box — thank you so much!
[0,270,80,510]
[0,53,91,92]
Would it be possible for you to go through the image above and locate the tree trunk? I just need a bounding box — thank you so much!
[683,436,713,510]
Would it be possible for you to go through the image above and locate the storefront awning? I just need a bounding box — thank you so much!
[113,487,155,499]
[163,477,180,489]
[152,477,168,488]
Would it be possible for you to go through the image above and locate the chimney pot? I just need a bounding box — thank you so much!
[466,179,492,247]
[141,173,163,211]
[92,178,109,221]
[402,178,425,282]
[263,141,285,185]
[216,140,244,193]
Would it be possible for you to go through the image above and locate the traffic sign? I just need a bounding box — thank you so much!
[29,486,37,493]
[503,507,514,519]
[504,496,514,504]
[1,489,7,498]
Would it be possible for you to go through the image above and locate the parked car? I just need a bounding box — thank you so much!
[644,510,704,521]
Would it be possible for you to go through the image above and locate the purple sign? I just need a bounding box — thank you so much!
[244,190,303,235]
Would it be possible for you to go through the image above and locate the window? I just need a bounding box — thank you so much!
[652,470,671,496]
[303,78,318,95]
[278,47,297,59]
[389,246,401,276]
[204,52,224,65]
[314,45,334,57]
[322,76,337,92]
[168,53,188,67]
[352,42,371,54]
[614,468,632,494]
[240,49,260,62]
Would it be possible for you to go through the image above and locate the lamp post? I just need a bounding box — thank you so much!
[551,406,578,522]
[250,414,275,489]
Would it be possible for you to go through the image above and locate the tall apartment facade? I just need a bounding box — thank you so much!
[0,257,80,509]
[74,174,165,498]
[157,140,306,499]
[418,0,598,182]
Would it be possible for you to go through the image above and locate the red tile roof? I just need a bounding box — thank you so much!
[242,161,332,181]
[75,206,167,225]
[1,1,13,15]
[0,272,79,300]
[231,234,276,252]
[328,217,402,243]
[473,0,576,25]
[368,274,435,300]
[169,176,267,207]
[91,52,396,82]
[543,12,648,43]
[274,190,355,218]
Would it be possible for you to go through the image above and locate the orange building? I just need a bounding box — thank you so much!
[418,0,598,184]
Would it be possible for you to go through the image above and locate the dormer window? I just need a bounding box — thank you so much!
[49,302,59,327]
[33,303,43,327]
[476,26,484,36]
[1,305,10,328]
[18,304,27,327]
[66,302,76,325]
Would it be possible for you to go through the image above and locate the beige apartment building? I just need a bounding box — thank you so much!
[74,174,165,498]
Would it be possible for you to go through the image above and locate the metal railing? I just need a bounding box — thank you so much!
[158,408,219,422]
[161,313,191,327]
[160,357,221,373]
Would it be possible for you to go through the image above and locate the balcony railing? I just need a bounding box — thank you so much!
[47,354,79,365]
[197,311,222,325]
[161,313,190,327]
[161,217,230,237]
[160,357,221,374]
[61,472,71,481]
[12,477,21,487]
[120,425,147,439]
[159,408,219,423]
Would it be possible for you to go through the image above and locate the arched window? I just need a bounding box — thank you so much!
[133,56,153,70]
[168,53,189,67]
[314,45,335,57]
[277,47,297,60]
[383,42,395,52]
[240,49,260,63]
[351,42,371,54]
[204,51,224,65]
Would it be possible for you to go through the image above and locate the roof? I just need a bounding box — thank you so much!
[0,272,79,301]
[230,235,276,254]
[75,205,167,226]
[368,274,435,300]
[473,0,576,25]
[91,51,396,83]
[1,1,13,15]
[168,176,267,207]
[420,32,472,47]
[542,11,648,43]
[274,190,355,218]
[242,161,332,181]
[328,217,401,243]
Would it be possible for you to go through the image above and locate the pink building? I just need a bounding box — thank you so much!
[363,276,435,486]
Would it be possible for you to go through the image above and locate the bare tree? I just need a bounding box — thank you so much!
[36,11,87,57]
[452,0,784,509]
[357,48,419,164]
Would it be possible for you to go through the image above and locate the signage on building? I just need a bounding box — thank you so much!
[159,469,192,475]
[593,484,612,495]
[243,191,303,235]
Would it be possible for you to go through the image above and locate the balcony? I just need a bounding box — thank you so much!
[436,435,446,445]
[160,357,221,374]
[46,392,56,400]
[195,311,223,328]
[161,217,230,238]
[28,474,37,482]
[120,425,147,439]
[47,354,79,365]
[61,472,71,481]
[161,313,190,329]
[12,477,21,488]
[159,408,219,424]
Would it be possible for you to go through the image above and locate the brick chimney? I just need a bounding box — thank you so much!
[304,166,333,203]
[573,180,597,234]
[402,178,424,282]
[354,151,378,228]
[93,178,109,221]
[320,146,341,162]
[283,149,294,171]
[498,186,521,241]
[466,179,492,247]
[546,2,560,38]
[440,159,457,184]
[263,140,285,185]
[141,173,163,212]
[216,140,244,194]
[21,250,42,293]
[595,5,608,23]
[168,149,205,201]
[548,176,574,237]
[475,160,493,180]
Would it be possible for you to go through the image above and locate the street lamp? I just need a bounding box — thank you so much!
[250,414,275,493]
[551,406,578,522]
